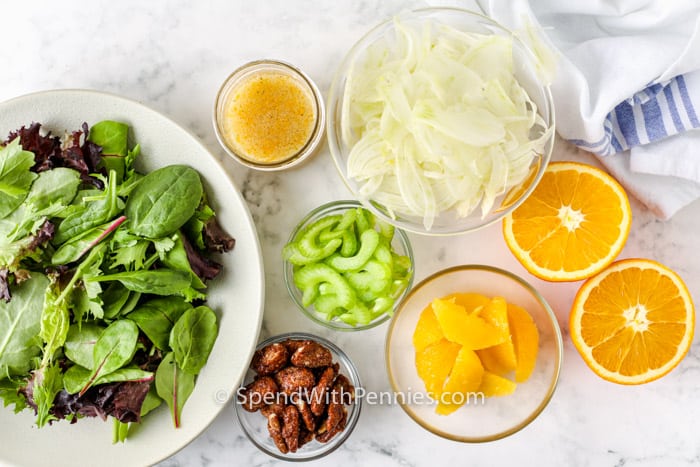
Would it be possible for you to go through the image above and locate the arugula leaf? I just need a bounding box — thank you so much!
[66,245,106,322]
[32,361,64,428]
[155,352,194,428]
[0,273,48,378]
[183,196,215,251]
[0,139,38,219]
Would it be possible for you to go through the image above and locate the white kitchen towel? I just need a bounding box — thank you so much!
[477,0,700,218]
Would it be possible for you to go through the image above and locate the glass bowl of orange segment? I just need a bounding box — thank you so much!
[385,265,563,442]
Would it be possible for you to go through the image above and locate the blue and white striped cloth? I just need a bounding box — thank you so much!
[570,75,700,157]
[479,0,700,218]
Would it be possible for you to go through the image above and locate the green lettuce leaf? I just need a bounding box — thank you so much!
[0,139,38,219]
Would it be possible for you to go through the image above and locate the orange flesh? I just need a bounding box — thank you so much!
[222,71,315,164]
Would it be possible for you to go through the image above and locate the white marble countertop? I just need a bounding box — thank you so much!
[2,1,699,466]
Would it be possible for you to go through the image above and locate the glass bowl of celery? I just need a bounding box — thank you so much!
[283,200,414,331]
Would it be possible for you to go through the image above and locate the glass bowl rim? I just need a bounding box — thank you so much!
[283,199,415,331]
[213,58,326,172]
[234,331,363,461]
[326,6,556,236]
[384,264,563,442]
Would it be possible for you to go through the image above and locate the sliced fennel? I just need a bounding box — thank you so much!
[342,18,553,230]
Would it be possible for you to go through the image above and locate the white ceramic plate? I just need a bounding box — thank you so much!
[0,90,265,467]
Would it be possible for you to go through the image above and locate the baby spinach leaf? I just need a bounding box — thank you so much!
[89,269,191,296]
[88,121,128,157]
[54,170,123,245]
[79,320,139,396]
[155,352,194,428]
[139,386,162,417]
[89,121,128,183]
[0,139,38,219]
[101,282,132,320]
[127,297,192,350]
[64,323,104,369]
[169,306,218,375]
[64,364,153,395]
[0,273,49,378]
[126,165,203,238]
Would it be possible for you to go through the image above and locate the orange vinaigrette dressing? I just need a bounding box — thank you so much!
[222,71,316,164]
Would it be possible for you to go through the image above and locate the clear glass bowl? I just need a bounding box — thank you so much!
[234,332,362,461]
[326,8,555,235]
[284,200,415,331]
[213,59,325,171]
[385,265,563,442]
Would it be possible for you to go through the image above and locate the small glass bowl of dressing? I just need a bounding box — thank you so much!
[214,59,325,171]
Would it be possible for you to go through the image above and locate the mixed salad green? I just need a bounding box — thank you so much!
[0,120,234,442]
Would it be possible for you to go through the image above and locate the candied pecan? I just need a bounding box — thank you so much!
[290,341,333,368]
[260,402,285,419]
[299,424,314,448]
[267,413,288,454]
[281,339,306,354]
[332,374,355,404]
[316,407,347,443]
[282,405,301,453]
[294,398,316,432]
[322,399,345,434]
[274,366,315,396]
[240,376,278,412]
[310,366,336,416]
[251,343,289,375]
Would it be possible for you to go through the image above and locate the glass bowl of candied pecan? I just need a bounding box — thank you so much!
[235,332,362,460]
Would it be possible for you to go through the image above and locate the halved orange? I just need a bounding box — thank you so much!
[570,258,695,384]
[503,161,632,281]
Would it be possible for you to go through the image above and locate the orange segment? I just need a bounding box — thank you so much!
[442,292,490,313]
[432,298,508,349]
[508,303,539,382]
[475,297,517,375]
[412,304,445,352]
[570,258,695,384]
[415,339,461,397]
[436,347,484,415]
[478,371,517,397]
[503,162,632,281]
